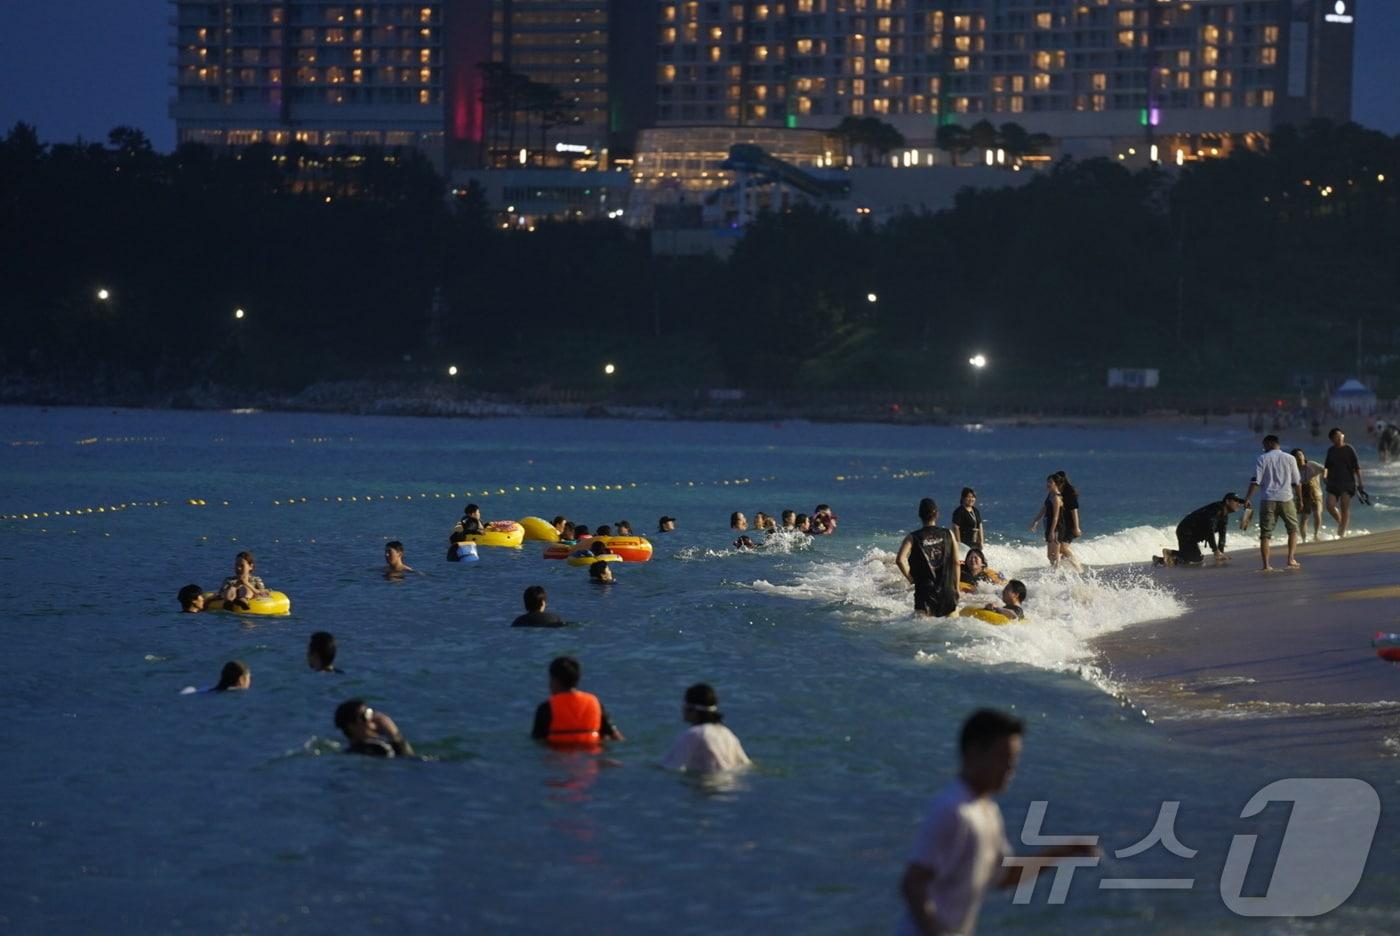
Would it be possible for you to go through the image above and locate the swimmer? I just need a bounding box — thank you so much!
[307,631,341,673]
[959,548,1004,587]
[895,498,960,617]
[753,511,770,532]
[445,530,478,562]
[454,504,485,536]
[220,551,270,602]
[616,520,632,535]
[334,698,415,758]
[982,580,1027,620]
[780,510,796,531]
[551,515,569,536]
[734,535,759,551]
[177,583,205,613]
[811,504,837,535]
[531,656,623,745]
[657,516,676,534]
[595,524,613,537]
[589,539,613,556]
[589,561,614,583]
[213,660,251,692]
[951,487,985,550]
[660,683,751,773]
[574,524,593,540]
[383,540,414,577]
[559,521,577,543]
[512,585,565,628]
[794,513,812,534]
[730,511,749,531]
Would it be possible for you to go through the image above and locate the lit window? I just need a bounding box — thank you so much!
[1176,50,1190,68]
[352,48,364,63]
[1202,91,1216,108]
[661,64,676,81]
[351,68,363,83]
[710,26,723,40]
[755,45,769,61]
[853,58,865,75]
[953,15,970,31]
[1117,30,1134,48]
[1033,73,1050,91]
[1117,10,1134,27]
[1260,47,1277,65]
[1203,26,1219,44]
[954,96,970,114]
[752,103,768,118]
[874,58,890,74]
[1264,25,1279,44]
[662,5,676,21]
[419,67,431,83]
[419,7,432,24]
[1261,89,1275,106]
[1202,69,1217,87]
[1092,93,1106,111]
[755,4,769,19]
[1176,71,1190,89]
[953,56,969,71]
[420,49,431,64]
[662,27,676,43]
[877,16,892,33]
[796,38,813,54]
[798,96,812,114]
[872,97,889,114]
[1202,46,1219,65]
[419,89,430,104]
[709,46,721,62]
[1034,50,1050,70]
[875,38,890,54]
[1035,12,1051,29]
[1220,91,1233,107]
[1010,95,1023,113]
[851,99,865,115]
[1092,72,1106,91]
[955,35,971,52]
[1011,75,1024,92]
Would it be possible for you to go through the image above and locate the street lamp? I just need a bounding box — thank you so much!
[969,354,987,369]
[234,307,245,320]
[866,292,878,304]
[448,365,458,377]
[96,288,110,301]
[604,363,616,376]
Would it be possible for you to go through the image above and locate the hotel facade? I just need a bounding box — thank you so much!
[653,0,1358,158]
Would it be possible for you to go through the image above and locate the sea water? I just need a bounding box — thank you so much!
[2,407,1398,934]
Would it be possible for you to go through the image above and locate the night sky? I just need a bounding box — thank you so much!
[0,0,1396,149]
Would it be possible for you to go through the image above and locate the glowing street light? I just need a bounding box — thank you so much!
[448,365,459,377]
[866,292,878,304]
[234,307,246,320]
[969,354,987,369]
[604,363,616,376]
[96,288,110,301]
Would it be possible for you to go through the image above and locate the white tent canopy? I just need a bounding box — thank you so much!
[1328,379,1377,415]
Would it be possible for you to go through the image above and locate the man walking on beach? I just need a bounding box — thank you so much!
[897,710,1098,935]
[1243,435,1302,571]
[896,498,960,617]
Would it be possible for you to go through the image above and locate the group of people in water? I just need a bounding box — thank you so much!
[729,504,837,550]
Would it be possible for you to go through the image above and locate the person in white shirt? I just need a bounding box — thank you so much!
[897,710,1098,936]
[660,683,751,774]
[1243,434,1303,571]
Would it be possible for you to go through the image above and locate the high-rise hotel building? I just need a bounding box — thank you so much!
[170,1,654,167]
[653,0,1357,156]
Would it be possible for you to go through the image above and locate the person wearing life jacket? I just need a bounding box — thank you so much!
[531,656,624,748]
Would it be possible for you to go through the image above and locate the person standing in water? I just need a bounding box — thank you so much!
[1323,428,1364,538]
[895,498,960,617]
[1291,449,1325,542]
[1051,471,1084,571]
[1028,476,1066,569]
[951,488,984,551]
[1244,434,1302,571]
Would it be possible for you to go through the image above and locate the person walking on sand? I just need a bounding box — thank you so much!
[1323,428,1365,538]
[1243,435,1302,571]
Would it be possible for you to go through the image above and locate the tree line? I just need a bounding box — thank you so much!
[0,119,1396,405]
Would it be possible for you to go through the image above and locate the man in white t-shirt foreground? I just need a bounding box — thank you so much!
[897,710,1098,936]
[1243,433,1303,571]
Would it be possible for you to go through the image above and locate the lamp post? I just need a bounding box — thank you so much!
[448,365,458,377]
[96,288,111,301]
[604,362,616,376]
[234,307,245,320]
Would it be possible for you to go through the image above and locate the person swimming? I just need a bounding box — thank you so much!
[214,660,251,691]
[589,561,614,583]
[308,631,341,673]
[220,551,270,603]
[615,520,632,535]
[959,549,1004,587]
[734,535,759,551]
[383,540,414,577]
[810,504,837,535]
[657,516,676,533]
[177,584,205,613]
[334,698,414,758]
[730,511,749,531]
[595,524,613,537]
[980,580,1027,620]
[660,683,752,773]
[454,504,485,536]
[531,656,623,746]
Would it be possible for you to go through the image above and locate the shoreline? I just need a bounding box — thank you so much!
[1,382,1387,435]
[1092,529,1400,762]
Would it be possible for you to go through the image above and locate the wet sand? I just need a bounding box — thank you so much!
[1094,529,1400,763]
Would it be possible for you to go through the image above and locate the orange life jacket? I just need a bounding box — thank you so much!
[547,690,603,746]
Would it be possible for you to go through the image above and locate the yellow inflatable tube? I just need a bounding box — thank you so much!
[203,591,292,616]
[958,607,1015,626]
[519,516,561,543]
[458,521,525,549]
[566,552,623,568]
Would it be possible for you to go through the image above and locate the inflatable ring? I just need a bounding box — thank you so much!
[589,535,653,562]
[519,516,561,543]
[958,607,1015,626]
[543,541,586,560]
[457,521,524,549]
[202,591,291,616]
[566,551,623,567]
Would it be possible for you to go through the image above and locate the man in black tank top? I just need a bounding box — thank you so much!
[895,498,961,617]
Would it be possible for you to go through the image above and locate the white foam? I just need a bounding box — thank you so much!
[677,530,813,562]
[747,544,1187,696]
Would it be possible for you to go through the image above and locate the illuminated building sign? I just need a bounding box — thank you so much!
[1325,1,1354,23]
